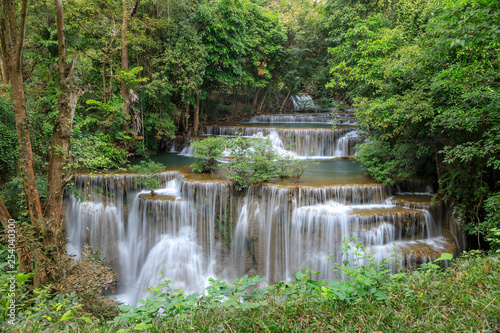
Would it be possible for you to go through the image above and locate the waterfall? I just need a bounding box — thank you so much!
[65,108,459,305]
[66,173,231,304]
[250,113,333,123]
[290,95,315,109]
[202,126,359,157]
[249,114,357,125]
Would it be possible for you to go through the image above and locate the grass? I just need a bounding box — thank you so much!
[3,252,500,333]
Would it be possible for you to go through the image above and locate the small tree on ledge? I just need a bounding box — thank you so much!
[129,160,165,195]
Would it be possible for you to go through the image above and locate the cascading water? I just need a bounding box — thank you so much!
[290,95,315,109]
[66,173,231,304]
[66,110,462,305]
[249,113,357,125]
[202,126,359,157]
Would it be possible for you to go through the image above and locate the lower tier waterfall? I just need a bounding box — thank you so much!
[65,170,462,304]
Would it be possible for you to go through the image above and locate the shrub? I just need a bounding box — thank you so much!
[277,155,319,187]
[226,135,280,191]
[129,160,165,195]
[70,133,128,171]
[483,192,500,253]
[190,137,227,173]
[190,134,319,190]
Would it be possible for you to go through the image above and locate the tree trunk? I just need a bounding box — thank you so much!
[185,103,190,134]
[256,89,268,114]
[1,0,49,285]
[121,2,130,118]
[252,88,259,113]
[121,0,140,120]
[0,55,8,83]
[2,0,45,230]
[280,89,291,114]
[193,89,200,136]
[45,0,80,237]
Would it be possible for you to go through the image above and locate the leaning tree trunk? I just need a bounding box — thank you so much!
[256,89,268,114]
[279,89,291,114]
[2,0,45,230]
[252,88,259,113]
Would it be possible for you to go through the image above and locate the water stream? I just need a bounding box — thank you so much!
[65,108,463,304]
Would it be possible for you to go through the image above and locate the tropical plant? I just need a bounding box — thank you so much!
[129,160,165,195]
[190,137,228,173]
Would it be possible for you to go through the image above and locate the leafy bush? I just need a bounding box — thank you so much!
[83,97,130,142]
[483,192,500,253]
[277,155,319,187]
[190,134,318,190]
[70,133,128,171]
[129,160,165,195]
[190,136,227,173]
[355,138,422,185]
[15,286,94,331]
[0,270,33,324]
[226,135,280,190]
[0,94,17,180]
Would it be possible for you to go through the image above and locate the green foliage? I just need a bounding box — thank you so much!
[226,135,281,190]
[129,160,165,195]
[189,134,318,189]
[70,133,128,171]
[0,95,17,180]
[115,67,148,88]
[483,193,500,252]
[0,270,34,323]
[113,278,201,326]
[355,138,424,185]
[16,287,94,330]
[1,177,47,222]
[330,0,500,241]
[83,97,130,141]
[325,240,398,302]
[190,137,228,173]
[277,155,319,187]
[5,250,500,332]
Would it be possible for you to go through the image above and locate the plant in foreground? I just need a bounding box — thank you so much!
[129,160,165,195]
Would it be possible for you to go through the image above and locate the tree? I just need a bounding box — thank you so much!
[0,0,42,274]
[0,0,81,285]
[120,0,140,121]
[45,0,82,240]
[129,160,164,195]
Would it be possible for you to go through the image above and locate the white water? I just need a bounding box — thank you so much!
[66,111,460,306]
[291,95,315,109]
[249,114,357,125]
[202,126,360,157]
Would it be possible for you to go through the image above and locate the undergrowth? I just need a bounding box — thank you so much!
[2,250,500,332]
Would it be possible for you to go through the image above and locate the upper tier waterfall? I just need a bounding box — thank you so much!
[65,107,464,305]
[290,95,315,109]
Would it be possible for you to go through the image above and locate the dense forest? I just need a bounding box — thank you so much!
[0,0,499,331]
